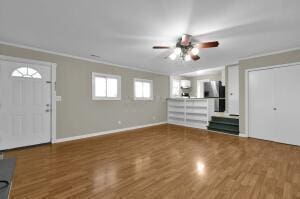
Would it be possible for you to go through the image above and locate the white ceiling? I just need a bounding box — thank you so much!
[0,0,300,75]
[182,66,224,77]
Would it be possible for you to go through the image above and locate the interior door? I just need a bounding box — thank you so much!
[273,65,300,146]
[249,69,276,142]
[0,60,51,150]
[228,65,239,115]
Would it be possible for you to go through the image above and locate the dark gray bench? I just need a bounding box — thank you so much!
[0,158,16,199]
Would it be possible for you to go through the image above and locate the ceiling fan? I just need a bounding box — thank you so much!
[153,34,219,61]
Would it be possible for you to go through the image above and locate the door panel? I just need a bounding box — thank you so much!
[249,69,275,141]
[274,65,300,146]
[0,61,51,150]
[228,66,239,115]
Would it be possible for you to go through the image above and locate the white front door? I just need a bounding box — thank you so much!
[0,60,52,150]
[228,65,239,115]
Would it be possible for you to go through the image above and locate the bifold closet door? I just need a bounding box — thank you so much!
[273,65,300,146]
[228,65,239,115]
[249,69,275,142]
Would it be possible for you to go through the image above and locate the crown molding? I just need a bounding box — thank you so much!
[0,40,168,76]
[239,47,300,61]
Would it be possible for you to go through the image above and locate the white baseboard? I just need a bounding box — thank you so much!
[53,121,167,143]
[239,133,248,138]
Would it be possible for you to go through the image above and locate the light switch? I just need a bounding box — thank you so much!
[56,96,62,102]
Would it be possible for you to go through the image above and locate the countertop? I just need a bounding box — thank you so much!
[0,158,16,199]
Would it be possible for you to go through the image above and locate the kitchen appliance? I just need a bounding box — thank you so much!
[204,81,225,98]
[181,93,190,98]
[204,81,225,112]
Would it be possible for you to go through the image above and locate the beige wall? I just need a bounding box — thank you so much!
[0,44,169,139]
[238,49,300,134]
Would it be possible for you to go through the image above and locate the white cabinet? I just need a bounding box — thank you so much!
[180,80,191,88]
[248,64,300,146]
[228,65,239,115]
[167,98,214,129]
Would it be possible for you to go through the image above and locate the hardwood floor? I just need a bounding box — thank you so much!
[5,124,300,199]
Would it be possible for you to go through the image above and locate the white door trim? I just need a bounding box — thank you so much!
[0,55,57,143]
[244,62,300,137]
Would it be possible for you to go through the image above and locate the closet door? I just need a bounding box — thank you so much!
[249,69,275,141]
[274,65,300,146]
[228,65,239,115]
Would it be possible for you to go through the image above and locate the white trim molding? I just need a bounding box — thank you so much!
[92,72,122,100]
[53,122,167,143]
[239,47,300,61]
[244,62,300,138]
[0,55,57,143]
[0,40,167,76]
[133,78,153,100]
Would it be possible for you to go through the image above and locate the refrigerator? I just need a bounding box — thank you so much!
[204,81,225,112]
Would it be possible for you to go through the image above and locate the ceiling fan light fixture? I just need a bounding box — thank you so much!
[185,54,191,61]
[169,53,177,60]
[191,47,199,55]
[174,47,182,55]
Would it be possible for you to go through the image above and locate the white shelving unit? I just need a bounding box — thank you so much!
[167,98,214,129]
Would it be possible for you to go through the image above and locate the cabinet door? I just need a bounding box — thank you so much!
[249,69,275,142]
[228,66,239,115]
[274,65,300,146]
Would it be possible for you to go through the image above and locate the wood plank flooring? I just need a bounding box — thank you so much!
[5,124,300,199]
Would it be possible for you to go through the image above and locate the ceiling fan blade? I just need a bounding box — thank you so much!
[152,46,171,49]
[198,41,219,48]
[191,54,200,61]
[181,34,192,46]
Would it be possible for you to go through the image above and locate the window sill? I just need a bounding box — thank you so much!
[92,97,121,101]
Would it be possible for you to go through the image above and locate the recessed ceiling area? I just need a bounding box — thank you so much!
[0,0,299,75]
[182,66,224,77]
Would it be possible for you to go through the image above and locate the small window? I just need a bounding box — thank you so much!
[172,79,180,96]
[134,79,153,100]
[92,72,121,100]
[11,67,42,79]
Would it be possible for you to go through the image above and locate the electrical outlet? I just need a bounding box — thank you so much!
[118,121,122,125]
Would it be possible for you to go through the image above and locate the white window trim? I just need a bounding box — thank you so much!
[134,78,153,100]
[92,72,121,100]
[11,66,42,79]
[171,79,181,97]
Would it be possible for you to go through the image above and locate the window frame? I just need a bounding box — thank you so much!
[171,79,181,97]
[134,78,153,101]
[11,66,42,79]
[92,72,121,100]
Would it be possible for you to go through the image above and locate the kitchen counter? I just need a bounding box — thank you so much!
[0,158,16,199]
[167,98,215,129]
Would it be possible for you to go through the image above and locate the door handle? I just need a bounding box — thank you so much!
[273,108,277,110]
